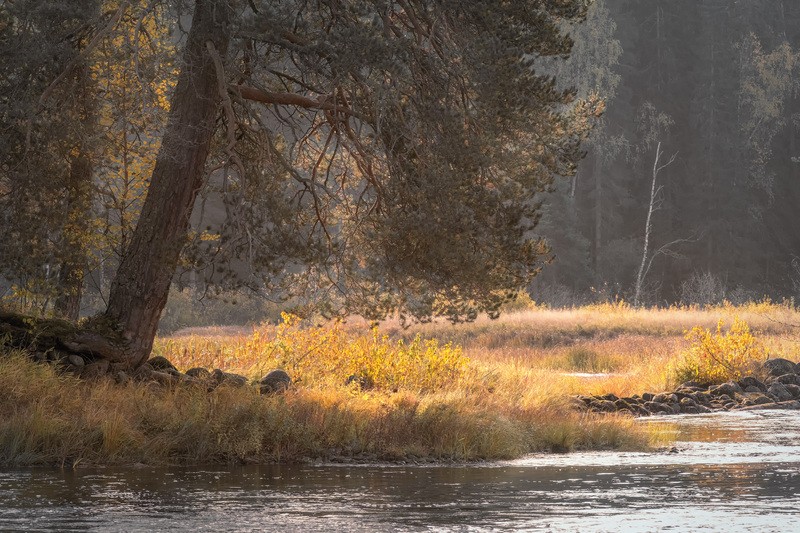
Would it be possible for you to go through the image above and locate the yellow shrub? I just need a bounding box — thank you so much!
[235,313,468,392]
[672,317,767,384]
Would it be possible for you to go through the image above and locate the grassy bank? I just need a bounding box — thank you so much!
[5,300,797,467]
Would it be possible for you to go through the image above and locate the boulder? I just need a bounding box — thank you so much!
[186,367,211,379]
[711,381,743,396]
[748,394,773,406]
[147,355,179,373]
[212,369,248,388]
[785,384,800,398]
[653,393,678,405]
[767,383,794,402]
[149,370,181,386]
[591,399,616,412]
[68,354,85,368]
[260,369,292,394]
[762,358,797,377]
[776,373,799,385]
[80,359,110,379]
[738,376,766,392]
[738,400,800,411]
[678,381,707,391]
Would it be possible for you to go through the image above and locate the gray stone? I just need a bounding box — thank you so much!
[738,400,800,411]
[776,373,799,385]
[710,382,741,397]
[678,381,707,391]
[147,355,178,373]
[653,393,678,404]
[738,376,766,392]
[767,383,794,402]
[744,385,762,393]
[644,401,671,414]
[260,369,292,394]
[762,358,798,377]
[149,370,180,386]
[785,384,800,398]
[212,369,248,388]
[81,359,110,379]
[68,354,85,368]
[186,367,211,379]
[592,400,616,412]
[750,394,773,405]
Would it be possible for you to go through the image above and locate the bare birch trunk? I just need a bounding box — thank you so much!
[634,142,663,307]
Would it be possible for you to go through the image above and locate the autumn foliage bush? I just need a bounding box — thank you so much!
[672,317,768,384]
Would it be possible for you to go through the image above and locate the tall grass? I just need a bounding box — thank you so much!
[5,300,798,467]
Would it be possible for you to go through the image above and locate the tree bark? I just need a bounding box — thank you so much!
[54,155,92,321]
[104,0,233,368]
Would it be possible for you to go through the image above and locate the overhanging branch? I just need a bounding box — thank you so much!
[232,85,365,120]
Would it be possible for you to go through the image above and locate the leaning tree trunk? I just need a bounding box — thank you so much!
[104,0,233,369]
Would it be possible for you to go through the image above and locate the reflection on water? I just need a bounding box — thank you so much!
[2,411,800,532]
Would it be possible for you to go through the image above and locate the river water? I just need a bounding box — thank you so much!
[1,410,799,532]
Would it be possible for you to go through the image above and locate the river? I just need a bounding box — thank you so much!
[1,410,799,532]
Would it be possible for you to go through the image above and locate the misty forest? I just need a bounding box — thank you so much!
[3,2,800,531]
[4,0,800,333]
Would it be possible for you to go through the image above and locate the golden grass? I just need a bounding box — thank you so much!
[4,300,800,467]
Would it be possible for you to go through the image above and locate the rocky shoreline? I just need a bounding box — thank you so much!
[578,357,800,416]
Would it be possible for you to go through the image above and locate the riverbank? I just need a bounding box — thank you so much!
[2,301,798,467]
[0,350,645,467]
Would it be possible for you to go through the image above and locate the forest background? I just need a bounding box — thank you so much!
[3,0,800,333]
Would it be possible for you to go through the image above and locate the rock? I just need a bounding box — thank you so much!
[599,393,619,402]
[592,400,616,412]
[132,363,154,381]
[345,373,374,390]
[679,381,707,391]
[653,393,678,405]
[642,392,655,402]
[114,371,129,385]
[614,399,631,410]
[185,367,211,379]
[211,368,248,388]
[147,355,178,373]
[68,354,85,368]
[749,394,773,405]
[738,400,800,411]
[744,385,762,393]
[675,391,698,402]
[178,374,202,386]
[694,391,712,404]
[767,383,794,402]
[785,384,800,398]
[762,358,797,377]
[644,401,671,414]
[149,370,180,386]
[710,382,740,397]
[738,376,766,392]
[81,359,110,379]
[260,369,292,394]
